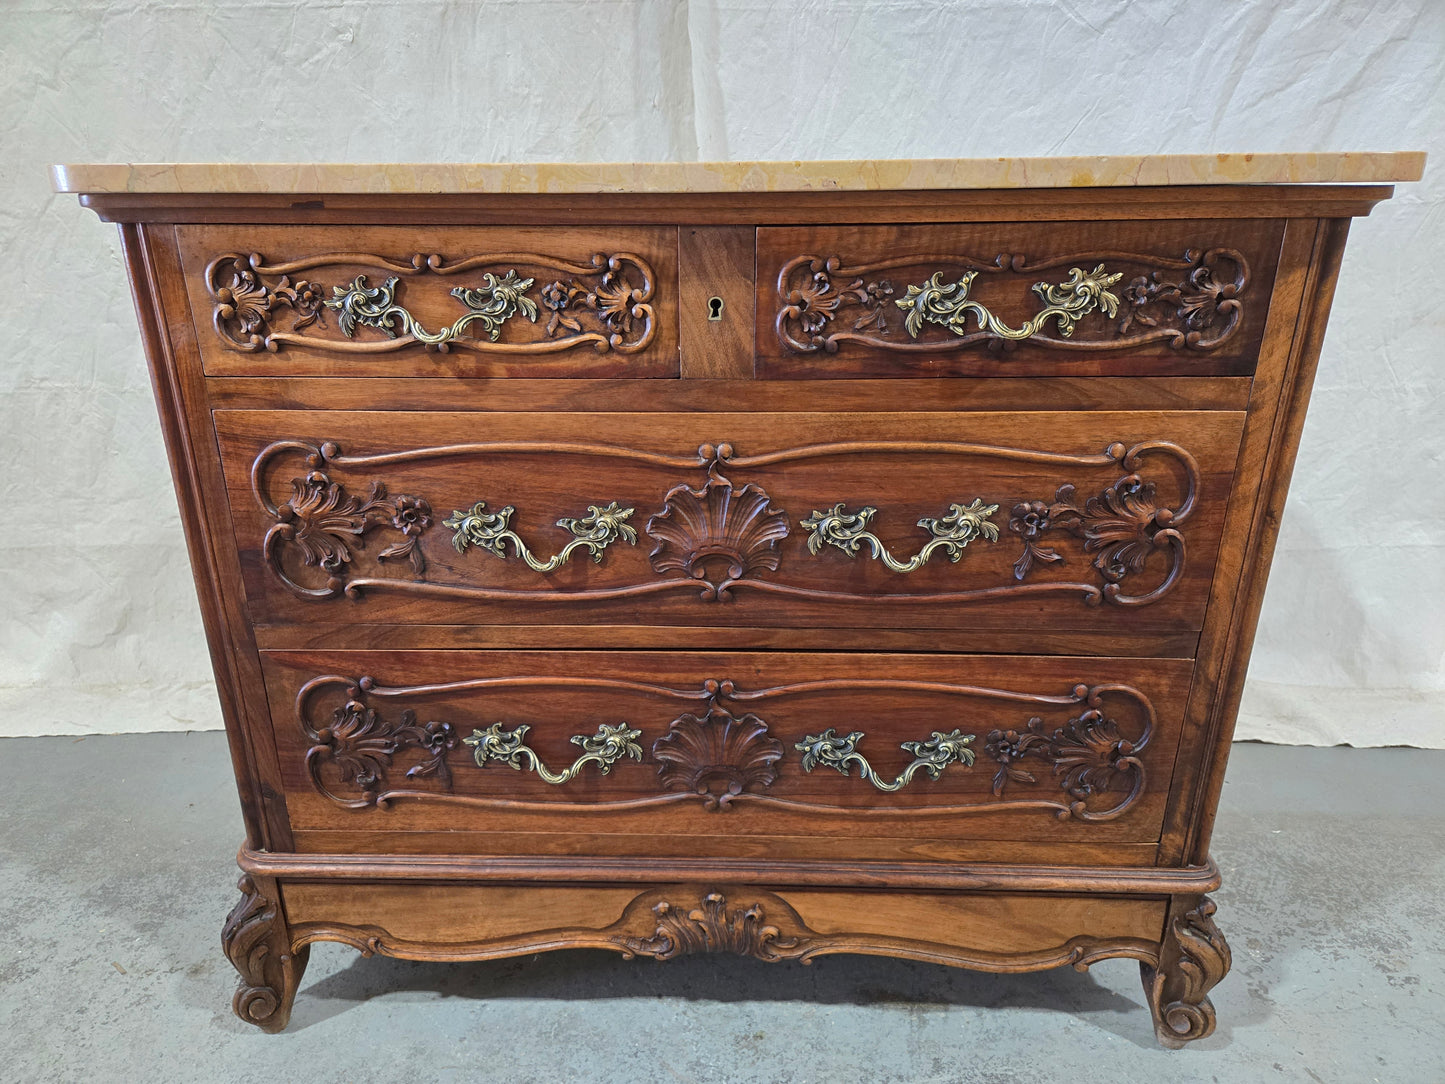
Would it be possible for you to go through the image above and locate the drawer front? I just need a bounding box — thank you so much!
[261,649,1192,848]
[757,219,1284,378]
[177,225,679,377]
[217,409,1243,635]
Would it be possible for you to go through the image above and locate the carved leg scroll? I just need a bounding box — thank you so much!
[221,874,309,1032]
[1140,894,1231,1047]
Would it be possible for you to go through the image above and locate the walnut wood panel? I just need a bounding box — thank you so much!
[279,881,1167,974]
[259,649,1192,846]
[758,219,1284,378]
[177,225,679,378]
[216,409,1243,635]
[678,226,756,378]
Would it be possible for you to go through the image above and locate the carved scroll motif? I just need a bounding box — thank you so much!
[776,248,1248,355]
[206,250,657,355]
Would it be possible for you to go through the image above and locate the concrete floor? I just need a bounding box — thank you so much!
[0,735,1441,1084]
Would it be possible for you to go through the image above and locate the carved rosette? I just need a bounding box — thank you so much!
[645,453,791,601]
[1142,897,1232,1046]
[776,248,1248,355]
[616,892,808,962]
[652,705,785,810]
[207,250,657,355]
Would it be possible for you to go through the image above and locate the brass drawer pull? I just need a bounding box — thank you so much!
[898,264,1123,342]
[444,500,637,571]
[795,727,976,792]
[464,721,643,783]
[801,498,1000,572]
[327,271,537,346]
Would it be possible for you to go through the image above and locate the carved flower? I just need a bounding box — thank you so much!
[391,495,433,536]
[1007,500,1062,581]
[985,722,1048,796]
[404,719,457,784]
[540,280,586,337]
[268,275,328,332]
[378,495,432,576]
[1008,500,1051,541]
[1116,275,1159,334]
[845,277,895,333]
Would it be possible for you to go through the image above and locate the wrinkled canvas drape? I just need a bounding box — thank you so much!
[2,0,1441,744]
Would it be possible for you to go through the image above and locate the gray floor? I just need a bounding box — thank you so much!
[1,735,1441,1084]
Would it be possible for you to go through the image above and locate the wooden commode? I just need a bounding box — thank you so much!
[54,153,1424,1045]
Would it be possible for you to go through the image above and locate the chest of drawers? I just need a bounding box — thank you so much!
[56,154,1421,1045]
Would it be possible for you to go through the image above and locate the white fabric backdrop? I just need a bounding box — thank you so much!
[2,0,1441,744]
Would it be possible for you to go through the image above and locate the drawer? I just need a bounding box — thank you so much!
[177,225,679,377]
[757,219,1285,378]
[217,409,1244,636]
[260,650,1192,850]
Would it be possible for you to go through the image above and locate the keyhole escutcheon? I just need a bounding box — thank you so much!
[707,296,725,321]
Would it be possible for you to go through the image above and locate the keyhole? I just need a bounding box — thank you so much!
[707,296,725,321]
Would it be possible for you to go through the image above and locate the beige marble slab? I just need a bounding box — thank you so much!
[51,153,1424,195]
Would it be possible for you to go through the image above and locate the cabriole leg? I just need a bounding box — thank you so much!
[221,873,309,1032]
[1140,894,1232,1047]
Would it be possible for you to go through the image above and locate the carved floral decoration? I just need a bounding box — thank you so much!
[264,466,432,599]
[304,690,456,810]
[984,695,1149,821]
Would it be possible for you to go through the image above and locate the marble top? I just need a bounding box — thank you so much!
[51,153,1424,195]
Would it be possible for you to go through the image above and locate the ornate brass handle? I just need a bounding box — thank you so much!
[897,264,1123,341]
[795,728,976,792]
[463,721,643,783]
[444,500,637,571]
[327,271,539,345]
[801,499,999,572]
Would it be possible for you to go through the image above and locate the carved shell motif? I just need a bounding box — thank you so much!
[652,706,785,811]
[645,475,790,600]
